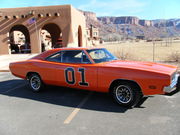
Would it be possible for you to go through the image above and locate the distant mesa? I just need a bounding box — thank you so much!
[97,16,153,27]
[81,10,180,39]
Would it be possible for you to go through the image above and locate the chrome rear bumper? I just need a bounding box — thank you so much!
[163,74,180,93]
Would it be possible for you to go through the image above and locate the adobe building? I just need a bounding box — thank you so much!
[86,25,100,46]
[0,5,86,54]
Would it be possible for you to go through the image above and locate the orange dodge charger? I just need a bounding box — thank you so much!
[9,47,180,107]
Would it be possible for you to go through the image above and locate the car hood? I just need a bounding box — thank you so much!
[100,60,177,75]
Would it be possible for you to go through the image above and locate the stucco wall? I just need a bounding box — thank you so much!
[68,6,86,47]
[0,5,86,55]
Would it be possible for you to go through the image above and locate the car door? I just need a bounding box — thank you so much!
[56,50,98,90]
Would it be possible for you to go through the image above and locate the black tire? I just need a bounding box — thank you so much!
[28,73,44,92]
[112,82,142,108]
[177,76,180,91]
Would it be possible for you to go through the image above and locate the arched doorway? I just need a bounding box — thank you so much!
[41,23,62,52]
[9,25,30,54]
[78,26,82,47]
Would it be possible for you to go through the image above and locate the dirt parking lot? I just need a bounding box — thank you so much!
[0,72,180,135]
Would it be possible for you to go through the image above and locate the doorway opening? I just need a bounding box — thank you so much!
[78,26,83,47]
[9,25,30,54]
[41,23,62,52]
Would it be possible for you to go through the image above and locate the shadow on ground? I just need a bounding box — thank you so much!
[0,79,149,113]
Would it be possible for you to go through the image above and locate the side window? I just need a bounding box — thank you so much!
[62,50,91,64]
[46,52,62,62]
[74,51,90,63]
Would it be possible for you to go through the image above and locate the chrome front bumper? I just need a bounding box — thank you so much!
[163,74,180,93]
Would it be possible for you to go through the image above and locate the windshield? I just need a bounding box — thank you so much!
[87,48,117,63]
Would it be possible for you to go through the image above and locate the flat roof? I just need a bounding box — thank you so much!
[52,47,104,51]
[0,4,71,10]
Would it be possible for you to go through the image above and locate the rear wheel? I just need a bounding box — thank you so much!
[28,73,44,92]
[112,82,142,107]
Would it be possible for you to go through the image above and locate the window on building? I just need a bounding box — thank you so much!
[94,32,98,36]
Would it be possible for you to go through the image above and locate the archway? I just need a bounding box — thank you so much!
[9,25,30,54]
[78,26,83,47]
[41,23,62,52]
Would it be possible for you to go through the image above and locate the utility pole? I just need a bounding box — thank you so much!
[153,40,155,62]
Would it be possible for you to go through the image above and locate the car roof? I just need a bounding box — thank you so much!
[52,47,104,51]
[30,47,105,60]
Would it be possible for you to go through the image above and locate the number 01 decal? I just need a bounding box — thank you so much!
[65,68,75,84]
[65,67,89,86]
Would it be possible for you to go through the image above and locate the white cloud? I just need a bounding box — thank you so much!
[78,0,147,16]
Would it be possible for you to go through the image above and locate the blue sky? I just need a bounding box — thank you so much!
[0,0,180,20]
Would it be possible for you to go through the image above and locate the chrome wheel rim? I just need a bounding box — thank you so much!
[115,85,132,104]
[30,76,41,91]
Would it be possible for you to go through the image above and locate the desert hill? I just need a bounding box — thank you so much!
[80,10,180,40]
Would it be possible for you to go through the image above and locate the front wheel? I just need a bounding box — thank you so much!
[112,82,142,107]
[28,73,44,92]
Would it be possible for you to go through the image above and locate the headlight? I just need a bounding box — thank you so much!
[171,72,176,82]
[164,72,179,93]
[171,72,179,84]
